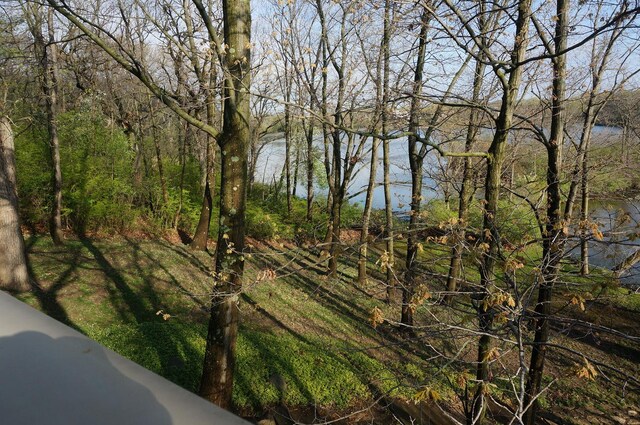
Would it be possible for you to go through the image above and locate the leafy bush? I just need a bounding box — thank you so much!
[58,106,138,232]
[15,125,51,225]
[246,204,292,240]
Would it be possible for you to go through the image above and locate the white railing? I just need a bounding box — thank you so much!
[0,291,250,425]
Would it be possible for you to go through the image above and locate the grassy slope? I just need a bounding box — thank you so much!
[19,234,640,424]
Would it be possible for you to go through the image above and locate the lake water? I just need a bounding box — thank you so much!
[254,134,439,211]
[569,200,640,286]
[254,127,639,285]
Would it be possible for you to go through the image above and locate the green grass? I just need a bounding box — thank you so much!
[19,234,418,414]
[18,232,640,423]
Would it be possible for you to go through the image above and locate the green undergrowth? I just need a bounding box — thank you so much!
[19,232,638,422]
[20,235,422,413]
[86,322,377,410]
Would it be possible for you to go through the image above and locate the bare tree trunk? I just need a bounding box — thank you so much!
[0,117,29,292]
[358,137,379,284]
[292,142,300,198]
[198,0,251,409]
[149,100,169,207]
[564,10,622,221]
[284,91,292,216]
[403,6,429,328]
[43,9,64,245]
[26,3,64,244]
[472,0,532,421]
[356,24,385,284]
[580,147,590,275]
[445,50,485,305]
[523,1,568,423]
[305,118,314,221]
[381,0,394,297]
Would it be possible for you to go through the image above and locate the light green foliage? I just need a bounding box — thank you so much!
[15,125,51,225]
[88,322,206,390]
[87,322,375,410]
[14,97,208,235]
[58,106,138,232]
[246,204,293,240]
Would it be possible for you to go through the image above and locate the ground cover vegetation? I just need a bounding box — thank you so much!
[1,0,640,424]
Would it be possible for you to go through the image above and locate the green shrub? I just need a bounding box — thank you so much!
[246,204,293,240]
[58,107,138,232]
[15,124,51,225]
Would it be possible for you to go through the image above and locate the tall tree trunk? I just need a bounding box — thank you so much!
[173,118,188,229]
[580,148,590,275]
[523,1,568,423]
[403,6,430,328]
[358,136,378,284]
[198,0,251,410]
[43,8,64,245]
[190,62,219,250]
[0,117,29,292]
[472,0,532,421]
[327,128,343,276]
[400,6,431,329]
[381,0,393,298]
[445,15,487,305]
[358,4,389,285]
[26,4,64,244]
[284,91,292,216]
[305,118,314,221]
[292,142,300,198]
[149,101,169,207]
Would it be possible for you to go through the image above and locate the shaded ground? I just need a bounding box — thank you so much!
[17,234,640,424]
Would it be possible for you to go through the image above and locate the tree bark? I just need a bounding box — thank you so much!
[358,135,378,284]
[198,0,251,410]
[191,138,215,250]
[523,1,568,423]
[472,0,532,421]
[403,5,430,328]
[305,118,314,221]
[445,47,486,305]
[44,8,64,245]
[284,82,292,216]
[0,117,30,293]
[381,0,394,298]
[580,147,590,275]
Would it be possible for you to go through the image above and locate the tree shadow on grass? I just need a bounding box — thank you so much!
[24,239,83,331]
[78,237,205,391]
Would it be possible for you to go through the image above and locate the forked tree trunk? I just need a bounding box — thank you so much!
[191,138,215,250]
[198,0,251,410]
[0,117,29,293]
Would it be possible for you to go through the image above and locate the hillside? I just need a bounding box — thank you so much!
[16,233,640,424]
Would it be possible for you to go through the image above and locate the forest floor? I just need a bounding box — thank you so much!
[16,232,640,425]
